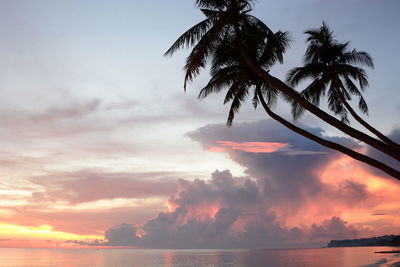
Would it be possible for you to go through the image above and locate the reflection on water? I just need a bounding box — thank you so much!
[0,246,398,267]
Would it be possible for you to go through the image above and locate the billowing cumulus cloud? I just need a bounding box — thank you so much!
[102,120,400,248]
[188,121,400,236]
[308,217,359,241]
[101,171,360,248]
[105,223,140,246]
[100,170,306,248]
[189,120,358,208]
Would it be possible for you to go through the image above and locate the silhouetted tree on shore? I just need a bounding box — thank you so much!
[165,0,400,179]
[287,23,399,151]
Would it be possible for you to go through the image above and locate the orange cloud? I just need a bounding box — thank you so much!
[271,154,400,237]
[209,141,287,153]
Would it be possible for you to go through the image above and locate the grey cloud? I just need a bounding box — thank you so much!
[102,120,392,248]
[309,217,359,241]
[334,180,369,204]
[102,169,360,248]
[102,170,306,248]
[189,120,349,207]
[29,171,177,204]
[187,120,359,153]
[139,208,243,249]
[187,120,383,210]
[0,98,140,142]
[366,128,400,178]
[104,100,138,111]
[169,170,262,210]
[105,223,140,246]
[64,239,103,247]
[30,99,101,121]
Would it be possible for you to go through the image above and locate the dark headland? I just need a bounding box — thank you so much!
[328,235,400,249]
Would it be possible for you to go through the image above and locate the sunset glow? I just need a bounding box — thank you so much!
[209,141,288,153]
[0,0,398,254]
[0,222,102,248]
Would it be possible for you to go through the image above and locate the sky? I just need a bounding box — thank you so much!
[0,0,399,249]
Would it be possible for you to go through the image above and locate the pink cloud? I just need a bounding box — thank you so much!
[29,171,177,204]
[209,141,288,153]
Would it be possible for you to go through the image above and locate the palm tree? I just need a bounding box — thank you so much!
[287,23,400,150]
[165,0,400,178]
[195,21,400,179]
[165,0,271,91]
[197,19,288,125]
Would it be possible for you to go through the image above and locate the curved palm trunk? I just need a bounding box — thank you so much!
[338,93,400,150]
[237,48,400,161]
[256,90,400,180]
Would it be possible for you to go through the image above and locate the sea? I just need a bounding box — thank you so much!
[0,247,399,267]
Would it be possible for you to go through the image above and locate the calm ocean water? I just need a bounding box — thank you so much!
[0,247,399,267]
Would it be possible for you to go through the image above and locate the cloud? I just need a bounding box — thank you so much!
[102,169,362,248]
[187,120,359,154]
[63,239,103,247]
[209,141,288,153]
[189,120,343,208]
[29,171,177,204]
[187,120,398,214]
[187,120,400,236]
[29,99,101,122]
[1,204,163,236]
[98,120,400,248]
[10,119,395,248]
[105,223,140,246]
[308,217,359,241]
[101,170,306,248]
[366,128,400,177]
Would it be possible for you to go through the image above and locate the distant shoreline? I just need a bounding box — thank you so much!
[328,235,400,248]
[374,250,400,254]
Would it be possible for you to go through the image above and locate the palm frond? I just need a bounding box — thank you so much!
[183,19,227,90]
[237,0,256,9]
[341,49,374,68]
[252,90,258,109]
[327,83,349,124]
[343,77,369,115]
[200,8,220,17]
[264,85,279,108]
[195,0,255,11]
[210,35,238,73]
[358,95,369,115]
[195,0,226,9]
[286,63,325,86]
[226,85,248,126]
[291,101,306,120]
[198,65,239,99]
[305,22,334,45]
[336,64,369,89]
[259,30,290,66]
[343,76,362,96]
[164,18,213,56]
[304,43,321,63]
[301,77,327,106]
[245,15,273,35]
